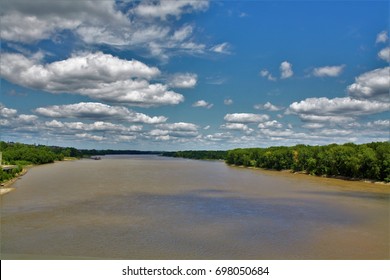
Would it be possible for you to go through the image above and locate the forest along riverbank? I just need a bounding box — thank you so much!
[0,166,32,195]
[162,142,390,184]
[1,155,389,259]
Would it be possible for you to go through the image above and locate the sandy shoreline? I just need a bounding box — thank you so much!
[0,166,33,195]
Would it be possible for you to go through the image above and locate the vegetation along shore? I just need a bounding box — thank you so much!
[162,142,390,183]
[1,141,389,195]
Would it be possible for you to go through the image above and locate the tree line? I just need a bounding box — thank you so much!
[0,142,64,182]
[162,150,227,160]
[162,142,390,182]
[0,141,162,183]
[1,141,389,183]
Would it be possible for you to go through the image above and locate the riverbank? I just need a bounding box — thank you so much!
[0,158,82,196]
[0,166,32,195]
[230,164,390,194]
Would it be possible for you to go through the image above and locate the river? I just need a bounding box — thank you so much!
[1,155,389,259]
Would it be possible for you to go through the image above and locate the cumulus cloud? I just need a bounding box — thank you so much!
[289,97,388,116]
[313,65,345,77]
[376,30,389,44]
[192,100,213,109]
[0,104,18,118]
[0,52,184,107]
[298,115,355,124]
[0,0,209,60]
[224,113,269,123]
[204,132,234,142]
[45,120,142,133]
[254,102,283,111]
[149,122,199,139]
[168,73,197,88]
[220,123,253,133]
[34,102,167,124]
[280,61,293,79]
[288,97,389,126]
[0,104,39,128]
[156,122,198,131]
[258,120,283,129]
[347,67,390,101]
[378,47,390,62]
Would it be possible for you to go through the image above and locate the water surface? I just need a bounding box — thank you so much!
[1,155,389,259]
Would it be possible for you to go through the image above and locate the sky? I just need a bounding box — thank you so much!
[0,0,389,151]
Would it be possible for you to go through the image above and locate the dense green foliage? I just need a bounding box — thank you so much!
[0,141,66,165]
[80,149,161,156]
[1,141,389,183]
[0,141,68,182]
[162,150,227,160]
[226,142,390,182]
[0,141,162,183]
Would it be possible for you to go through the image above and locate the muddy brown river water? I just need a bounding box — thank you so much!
[1,155,389,259]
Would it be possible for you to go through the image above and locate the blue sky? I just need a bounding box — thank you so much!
[0,0,389,150]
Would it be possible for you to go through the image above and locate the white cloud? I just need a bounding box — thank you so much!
[156,122,198,131]
[224,113,269,123]
[149,122,199,139]
[378,47,390,62]
[347,67,390,101]
[35,102,167,124]
[0,1,128,43]
[259,69,276,81]
[258,120,283,129]
[45,120,142,133]
[192,100,213,109]
[302,123,325,129]
[289,97,388,116]
[220,123,253,133]
[117,135,137,141]
[280,61,293,79]
[204,132,234,142]
[313,65,345,77]
[254,102,283,111]
[298,115,355,124]
[75,133,105,141]
[224,99,233,105]
[317,129,353,137]
[0,0,209,60]
[259,128,295,138]
[376,30,388,44]
[169,73,197,88]
[0,104,18,118]
[366,119,389,128]
[17,114,39,124]
[133,0,209,20]
[0,52,184,107]
[0,104,39,128]
[210,42,231,54]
